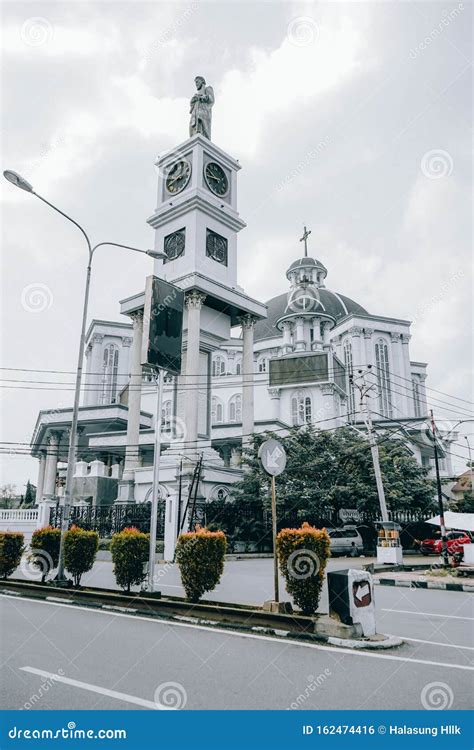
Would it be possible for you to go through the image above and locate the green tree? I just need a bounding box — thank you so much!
[24,480,36,506]
[234,427,435,523]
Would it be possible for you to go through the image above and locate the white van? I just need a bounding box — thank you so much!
[327,526,364,556]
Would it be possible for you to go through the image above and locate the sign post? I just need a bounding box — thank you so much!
[142,275,184,592]
[258,439,287,605]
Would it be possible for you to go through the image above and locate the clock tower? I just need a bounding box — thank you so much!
[148,134,245,288]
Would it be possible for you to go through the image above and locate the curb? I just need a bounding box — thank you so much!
[327,634,403,650]
[374,578,474,593]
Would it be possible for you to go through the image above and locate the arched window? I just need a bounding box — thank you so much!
[161,400,172,432]
[291,391,312,426]
[212,355,226,377]
[101,344,119,404]
[343,339,355,421]
[229,394,242,423]
[211,397,224,424]
[375,339,393,418]
[235,360,242,376]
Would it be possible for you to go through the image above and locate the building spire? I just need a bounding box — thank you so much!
[299,225,311,258]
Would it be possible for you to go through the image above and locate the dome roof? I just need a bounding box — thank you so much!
[287,257,326,272]
[254,290,368,342]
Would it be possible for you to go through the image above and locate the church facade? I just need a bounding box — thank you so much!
[30,98,453,519]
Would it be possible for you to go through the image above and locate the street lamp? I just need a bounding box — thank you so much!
[4,169,166,583]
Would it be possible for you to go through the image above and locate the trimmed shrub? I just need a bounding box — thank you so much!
[175,527,227,602]
[30,526,61,582]
[0,532,24,579]
[276,522,330,615]
[110,527,149,593]
[64,525,99,587]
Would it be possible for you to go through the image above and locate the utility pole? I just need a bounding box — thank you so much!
[350,367,389,523]
[430,410,449,566]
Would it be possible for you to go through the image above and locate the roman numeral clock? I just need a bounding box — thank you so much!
[148,133,246,288]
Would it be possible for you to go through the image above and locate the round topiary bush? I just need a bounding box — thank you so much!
[0,532,24,579]
[30,526,61,582]
[110,527,149,593]
[175,527,227,603]
[276,522,330,615]
[64,525,99,587]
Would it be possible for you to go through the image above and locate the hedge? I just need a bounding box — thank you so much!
[110,527,149,592]
[30,526,61,582]
[276,522,330,615]
[64,525,99,587]
[175,527,227,602]
[0,532,24,579]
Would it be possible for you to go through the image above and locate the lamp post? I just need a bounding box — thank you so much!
[4,169,166,583]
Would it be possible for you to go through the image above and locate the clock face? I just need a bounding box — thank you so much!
[164,229,185,262]
[165,159,191,194]
[206,229,228,265]
[204,161,229,196]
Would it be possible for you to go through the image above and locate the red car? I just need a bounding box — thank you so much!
[420,530,472,555]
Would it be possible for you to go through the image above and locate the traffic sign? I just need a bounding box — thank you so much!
[259,439,287,476]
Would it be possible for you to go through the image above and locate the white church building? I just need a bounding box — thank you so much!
[30,119,453,519]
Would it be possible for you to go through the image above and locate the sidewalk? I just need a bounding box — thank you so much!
[373,568,474,593]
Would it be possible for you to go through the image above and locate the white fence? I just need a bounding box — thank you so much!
[0,508,45,542]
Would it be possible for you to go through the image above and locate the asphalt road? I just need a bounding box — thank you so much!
[0,585,472,711]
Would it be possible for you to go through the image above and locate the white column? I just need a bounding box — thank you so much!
[294,317,305,351]
[117,312,143,503]
[240,315,256,447]
[281,321,293,354]
[311,318,323,351]
[268,388,281,421]
[363,329,374,368]
[350,327,364,370]
[43,431,61,500]
[184,292,206,454]
[35,452,47,505]
[400,333,413,415]
[123,311,143,477]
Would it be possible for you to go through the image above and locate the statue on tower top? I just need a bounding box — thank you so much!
[189,76,214,140]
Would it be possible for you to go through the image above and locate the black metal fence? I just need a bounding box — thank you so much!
[49,501,165,539]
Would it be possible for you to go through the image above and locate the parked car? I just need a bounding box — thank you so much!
[327,526,364,556]
[419,530,472,555]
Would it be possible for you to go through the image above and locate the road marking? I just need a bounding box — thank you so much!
[382,608,473,621]
[3,594,474,672]
[19,667,160,710]
[402,636,474,651]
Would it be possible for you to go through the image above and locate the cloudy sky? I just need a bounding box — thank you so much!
[1,0,472,489]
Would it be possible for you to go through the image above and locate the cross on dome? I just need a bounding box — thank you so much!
[299,225,311,257]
